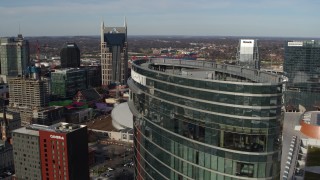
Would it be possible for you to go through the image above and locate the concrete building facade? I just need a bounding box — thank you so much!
[12,127,41,180]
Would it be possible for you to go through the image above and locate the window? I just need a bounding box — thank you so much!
[236,162,254,177]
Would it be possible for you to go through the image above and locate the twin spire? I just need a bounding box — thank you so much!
[100,17,127,42]
[101,16,127,29]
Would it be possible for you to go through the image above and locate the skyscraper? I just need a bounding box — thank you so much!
[284,40,320,111]
[100,20,128,86]
[0,34,29,76]
[12,123,89,180]
[128,58,283,179]
[60,42,80,68]
[236,39,260,69]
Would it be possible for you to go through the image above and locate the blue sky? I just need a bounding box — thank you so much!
[0,0,319,37]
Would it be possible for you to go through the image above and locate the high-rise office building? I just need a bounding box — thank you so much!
[51,68,88,98]
[128,58,283,179]
[0,34,29,76]
[12,123,89,180]
[284,40,320,111]
[60,43,80,68]
[236,39,260,69]
[100,20,128,86]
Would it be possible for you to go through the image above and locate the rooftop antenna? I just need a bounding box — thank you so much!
[124,16,127,27]
[19,23,21,34]
[101,18,105,43]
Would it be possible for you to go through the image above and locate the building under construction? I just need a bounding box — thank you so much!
[7,77,49,108]
[7,67,64,126]
[18,106,64,126]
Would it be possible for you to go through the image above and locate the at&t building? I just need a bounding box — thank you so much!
[128,59,284,179]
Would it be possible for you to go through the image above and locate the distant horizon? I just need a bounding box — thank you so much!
[1,0,319,38]
[17,34,320,40]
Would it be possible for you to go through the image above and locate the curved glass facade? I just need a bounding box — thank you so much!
[129,59,283,180]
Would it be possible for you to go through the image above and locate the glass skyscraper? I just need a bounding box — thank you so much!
[284,40,320,111]
[128,59,283,180]
[0,34,29,76]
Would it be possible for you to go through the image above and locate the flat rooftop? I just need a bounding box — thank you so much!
[16,122,87,135]
[135,58,283,84]
[12,126,39,136]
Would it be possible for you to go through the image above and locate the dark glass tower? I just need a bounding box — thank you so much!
[60,42,80,68]
[284,40,320,111]
[129,58,283,180]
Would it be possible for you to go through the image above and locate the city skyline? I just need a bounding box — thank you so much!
[1,0,320,37]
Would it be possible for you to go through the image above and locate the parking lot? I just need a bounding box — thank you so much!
[90,141,134,180]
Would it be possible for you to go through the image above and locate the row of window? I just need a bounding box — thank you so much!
[134,132,279,179]
[151,90,281,118]
[133,93,281,130]
[139,118,280,157]
[151,80,282,107]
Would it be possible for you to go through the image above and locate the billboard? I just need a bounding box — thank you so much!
[131,69,146,86]
[288,41,303,47]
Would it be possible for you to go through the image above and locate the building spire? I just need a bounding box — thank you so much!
[124,16,127,28]
[101,21,104,43]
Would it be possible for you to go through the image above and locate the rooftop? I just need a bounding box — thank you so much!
[14,122,86,135]
[12,126,39,136]
[52,68,86,73]
[134,58,284,85]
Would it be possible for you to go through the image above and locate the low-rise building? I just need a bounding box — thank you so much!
[12,123,89,180]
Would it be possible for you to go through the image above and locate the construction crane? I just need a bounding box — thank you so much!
[35,40,41,67]
[32,40,50,66]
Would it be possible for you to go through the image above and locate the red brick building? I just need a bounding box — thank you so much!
[39,123,89,180]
